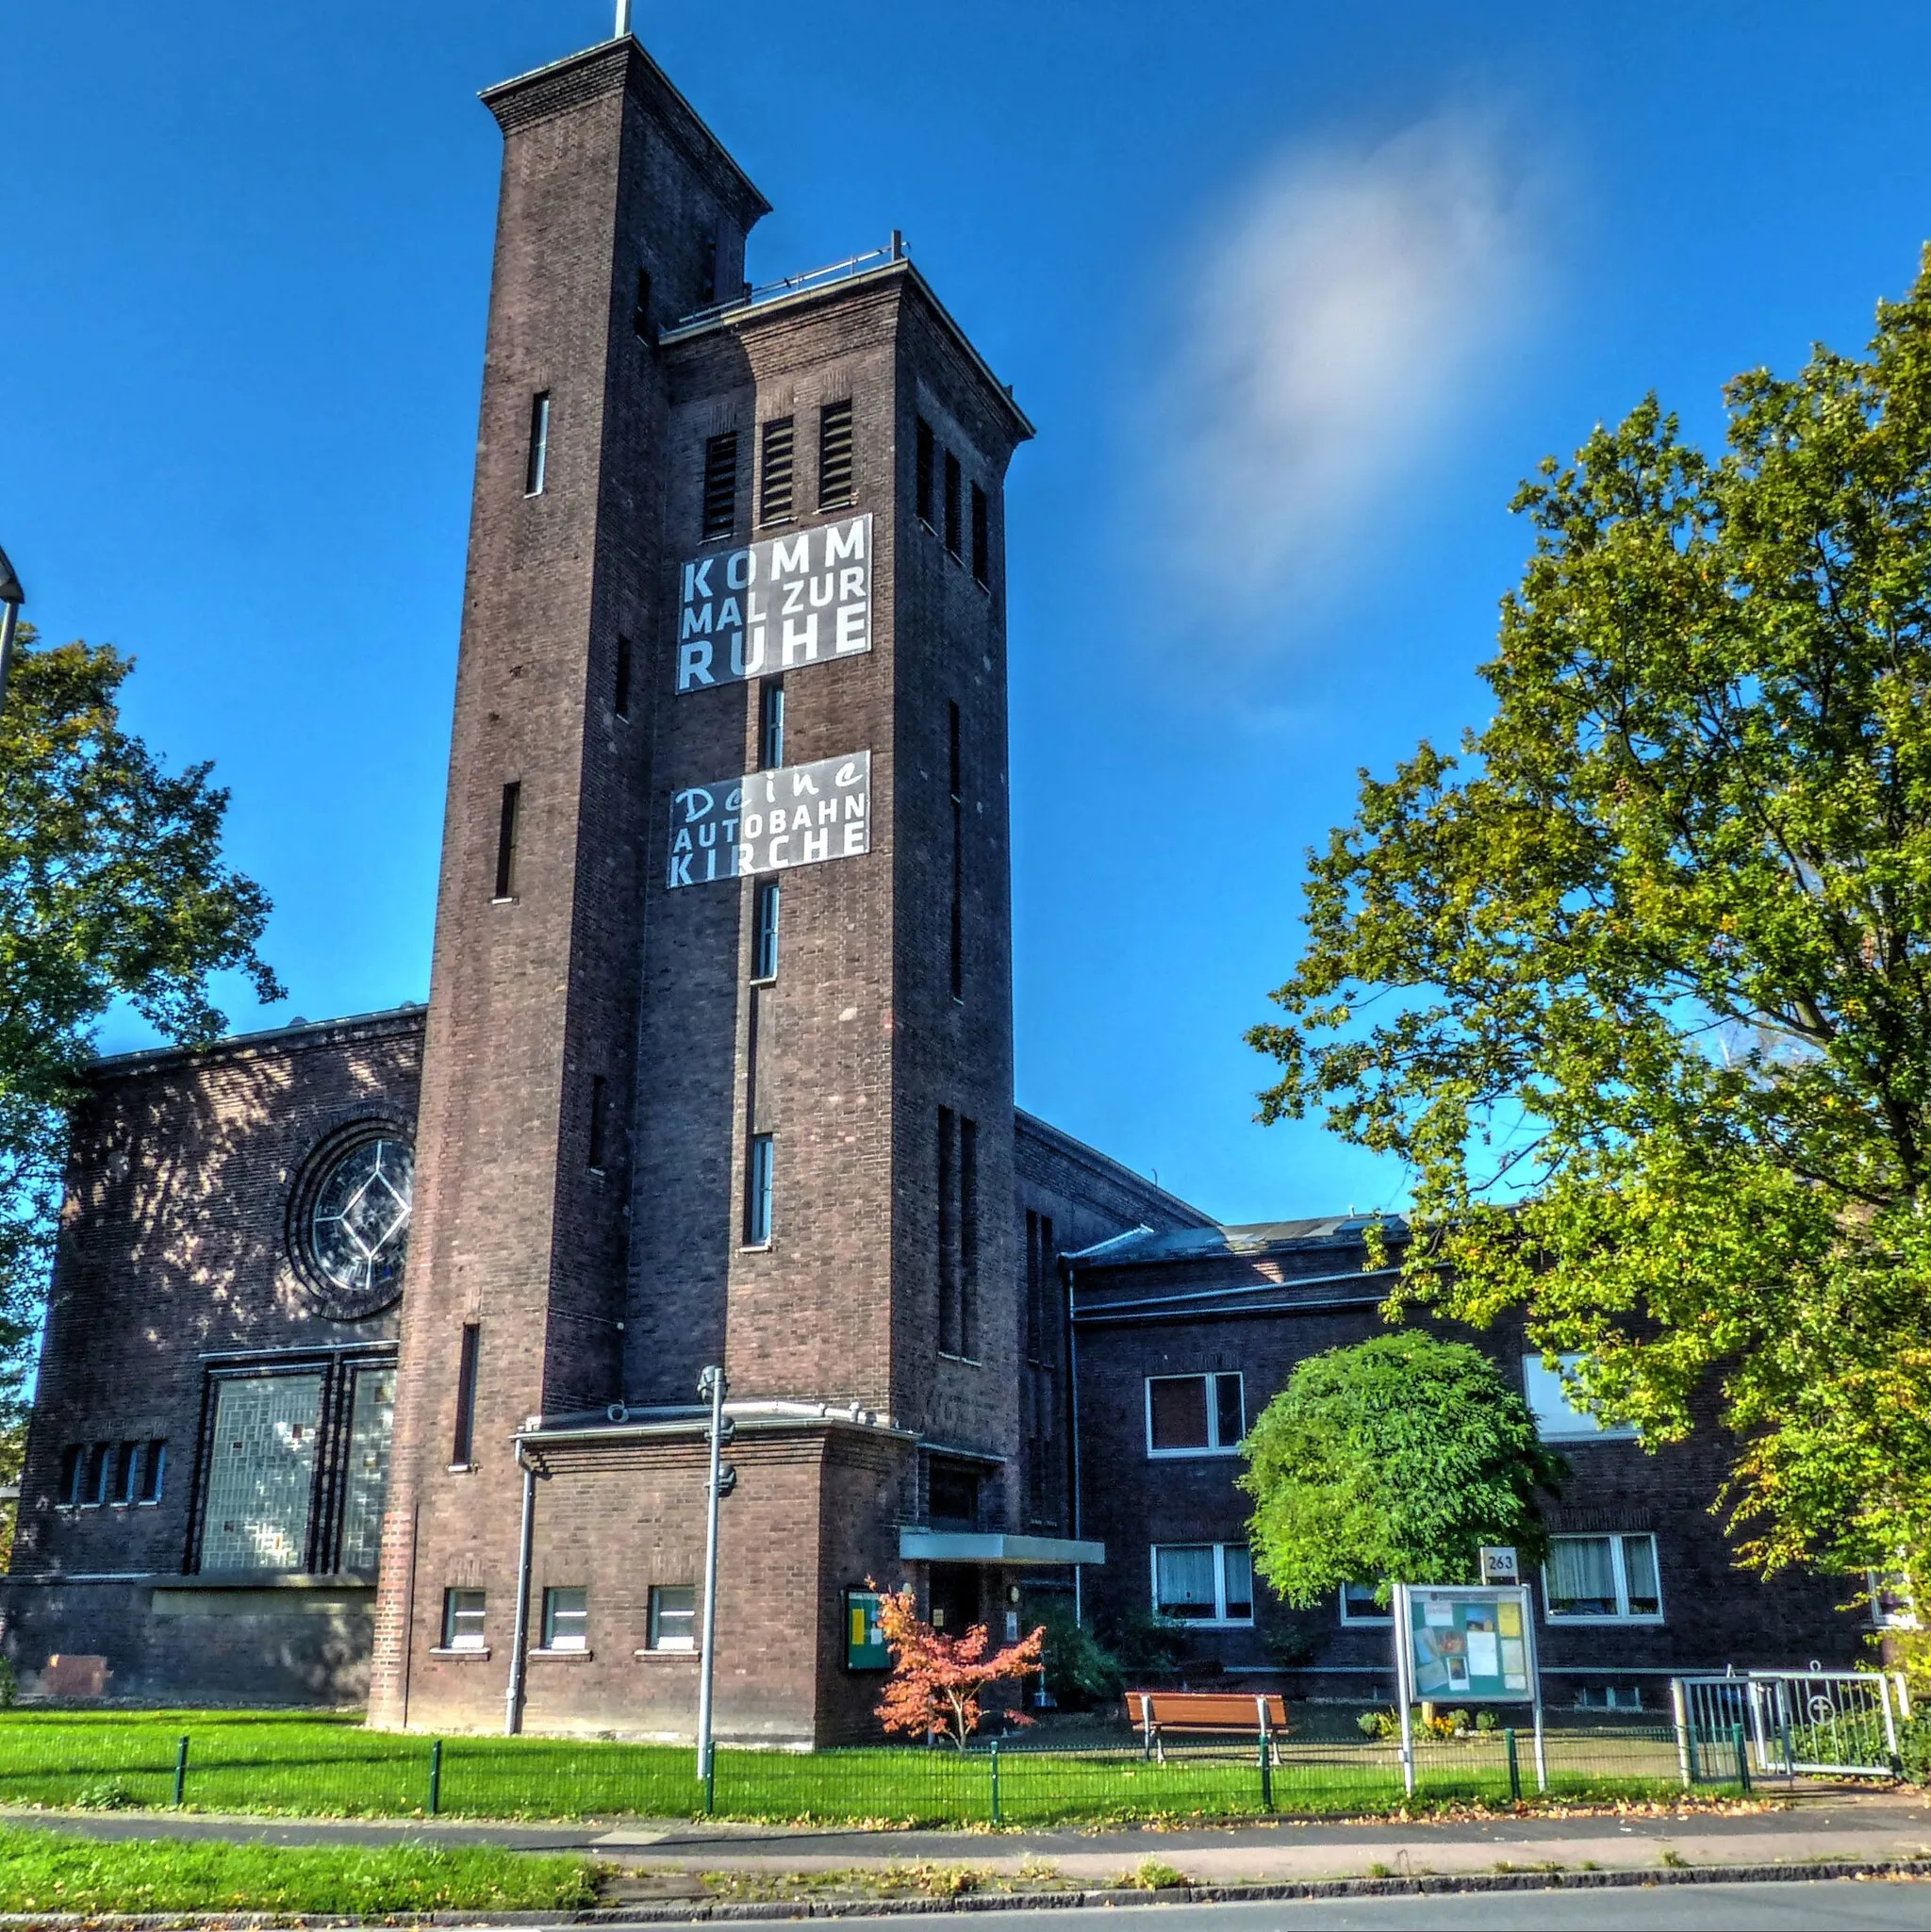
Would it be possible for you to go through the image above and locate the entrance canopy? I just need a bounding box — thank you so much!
[899,1530,1105,1565]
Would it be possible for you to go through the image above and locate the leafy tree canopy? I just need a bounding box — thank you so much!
[1250,252,1931,1608]
[1238,1333,1563,1607]
[0,631,279,1417]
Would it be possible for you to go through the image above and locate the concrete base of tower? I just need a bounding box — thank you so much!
[372,1410,930,1746]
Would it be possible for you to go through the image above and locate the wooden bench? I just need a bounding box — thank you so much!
[1125,1691,1289,1762]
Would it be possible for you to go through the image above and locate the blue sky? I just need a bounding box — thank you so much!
[7,1,1930,1224]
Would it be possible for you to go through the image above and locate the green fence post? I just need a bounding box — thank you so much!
[1257,1723,1273,1812]
[1730,1723,1750,1793]
[704,1752,716,1818]
[1504,1728,1521,1803]
[173,1736,189,1809]
[990,1738,1001,1825]
[428,1739,442,1818]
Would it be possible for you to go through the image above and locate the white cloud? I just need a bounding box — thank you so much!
[1153,109,1541,630]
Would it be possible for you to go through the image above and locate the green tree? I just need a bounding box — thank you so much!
[1238,1333,1563,1607]
[1249,250,1931,1612]
[0,630,279,1418]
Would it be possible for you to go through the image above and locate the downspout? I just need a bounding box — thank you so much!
[504,1441,538,1736]
[1061,1253,1082,1626]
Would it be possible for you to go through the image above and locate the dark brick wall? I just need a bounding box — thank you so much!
[1,1009,422,1699]
[373,17,1037,1741]
[371,39,768,1732]
[1069,1232,1872,1702]
[1012,1114,1214,1536]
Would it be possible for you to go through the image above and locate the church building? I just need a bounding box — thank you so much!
[0,24,1878,1740]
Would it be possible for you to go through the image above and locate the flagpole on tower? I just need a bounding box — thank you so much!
[615,0,632,37]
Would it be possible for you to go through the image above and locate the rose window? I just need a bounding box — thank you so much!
[307,1138,414,1300]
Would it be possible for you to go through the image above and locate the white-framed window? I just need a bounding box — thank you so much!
[1522,1354,1636,1443]
[1339,1582,1392,1625]
[648,1584,697,1651]
[1145,1373,1245,1457]
[542,1586,588,1651]
[1868,1571,1919,1630]
[442,1587,487,1651]
[1543,1533,1662,1623]
[1151,1543,1254,1626]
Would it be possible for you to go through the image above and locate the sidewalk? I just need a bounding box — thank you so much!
[8,1789,1931,1889]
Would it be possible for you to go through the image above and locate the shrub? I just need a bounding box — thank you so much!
[1032,1602,1123,1711]
[1898,1711,1931,1786]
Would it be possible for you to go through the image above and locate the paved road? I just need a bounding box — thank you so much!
[570,1879,1931,1927]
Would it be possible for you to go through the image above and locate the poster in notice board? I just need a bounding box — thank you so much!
[1401,1585,1537,1703]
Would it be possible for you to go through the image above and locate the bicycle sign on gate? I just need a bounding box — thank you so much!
[1674,1670,1910,1780]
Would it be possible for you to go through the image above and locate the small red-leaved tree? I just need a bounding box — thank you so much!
[870,1581,1046,1749]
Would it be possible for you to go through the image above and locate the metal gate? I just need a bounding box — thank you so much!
[1675,1670,1910,1780]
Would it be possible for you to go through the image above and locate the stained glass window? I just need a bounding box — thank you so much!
[308,1139,414,1299]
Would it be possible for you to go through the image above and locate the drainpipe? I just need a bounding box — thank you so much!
[1061,1253,1082,1626]
[504,1442,538,1736]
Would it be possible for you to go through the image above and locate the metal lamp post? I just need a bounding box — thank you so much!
[694,1364,735,1787]
[0,542,24,714]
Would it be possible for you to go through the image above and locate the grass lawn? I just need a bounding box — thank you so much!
[0,1824,597,1915]
[0,1709,1721,1827]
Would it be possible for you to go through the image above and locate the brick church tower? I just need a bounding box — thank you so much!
[368,26,1033,1741]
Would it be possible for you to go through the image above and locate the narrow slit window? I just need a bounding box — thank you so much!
[114,1440,139,1506]
[949,701,964,1000]
[452,1323,480,1467]
[943,451,962,557]
[138,1438,166,1505]
[494,782,521,900]
[698,236,718,306]
[587,1074,608,1172]
[916,417,935,528]
[632,268,652,340]
[58,1445,82,1507]
[970,483,989,586]
[524,391,551,496]
[701,431,738,541]
[614,636,632,720]
[959,1115,979,1360]
[817,399,854,508]
[752,879,781,982]
[87,1442,110,1507]
[759,417,795,525]
[759,680,785,769]
[937,1108,958,1356]
[746,1132,775,1247]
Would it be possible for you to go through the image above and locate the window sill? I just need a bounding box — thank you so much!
[430,1646,492,1660]
[1543,1614,1664,1627]
[1146,1447,1242,1461]
[448,1462,475,1475]
[634,1647,700,1660]
[739,1242,773,1254]
[528,1647,592,1662]
[1154,1618,1255,1630]
[491,895,518,906]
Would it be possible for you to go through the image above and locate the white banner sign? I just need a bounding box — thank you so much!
[667,751,871,889]
[676,514,872,693]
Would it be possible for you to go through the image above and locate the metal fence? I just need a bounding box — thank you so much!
[0,1715,1713,1825]
[1675,1670,1912,1781]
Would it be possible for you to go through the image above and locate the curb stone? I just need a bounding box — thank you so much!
[0,1857,1924,1926]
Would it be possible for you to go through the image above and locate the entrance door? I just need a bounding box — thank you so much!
[929,1563,982,1636]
